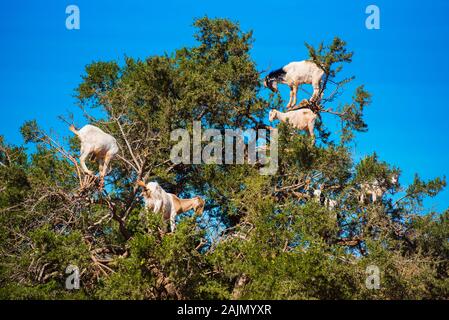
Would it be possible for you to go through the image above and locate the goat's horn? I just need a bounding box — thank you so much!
[136,180,147,188]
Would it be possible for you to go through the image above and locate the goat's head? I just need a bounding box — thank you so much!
[193,196,205,216]
[137,180,162,198]
[390,173,399,186]
[268,109,277,122]
[263,76,278,93]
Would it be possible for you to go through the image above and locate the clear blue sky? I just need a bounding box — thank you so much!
[1,0,448,211]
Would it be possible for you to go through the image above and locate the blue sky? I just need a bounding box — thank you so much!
[1,0,448,211]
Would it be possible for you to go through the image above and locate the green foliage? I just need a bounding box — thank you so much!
[0,17,447,300]
[20,120,41,143]
[355,153,398,183]
[406,175,446,206]
[77,61,120,101]
[306,37,353,77]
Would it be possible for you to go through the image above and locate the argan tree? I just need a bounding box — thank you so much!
[0,17,447,300]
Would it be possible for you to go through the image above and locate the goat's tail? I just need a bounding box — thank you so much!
[69,124,79,136]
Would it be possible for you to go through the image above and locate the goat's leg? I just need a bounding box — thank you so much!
[291,85,298,108]
[98,158,104,176]
[98,159,105,189]
[99,153,113,189]
[79,151,94,176]
[286,87,293,109]
[101,153,113,177]
[169,210,177,232]
[311,78,321,102]
[308,121,316,145]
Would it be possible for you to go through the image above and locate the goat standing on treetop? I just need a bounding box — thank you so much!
[264,60,324,109]
[69,124,119,188]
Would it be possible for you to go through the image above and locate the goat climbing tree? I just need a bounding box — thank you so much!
[1,17,448,299]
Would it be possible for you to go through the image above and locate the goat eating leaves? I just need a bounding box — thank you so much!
[269,108,317,144]
[264,60,324,109]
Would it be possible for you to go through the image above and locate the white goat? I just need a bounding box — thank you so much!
[359,175,399,204]
[313,186,337,210]
[264,60,324,109]
[69,124,119,183]
[268,108,317,144]
[137,180,205,232]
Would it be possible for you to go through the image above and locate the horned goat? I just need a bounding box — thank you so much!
[137,180,205,232]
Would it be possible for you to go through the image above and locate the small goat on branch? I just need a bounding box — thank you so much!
[269,108,317,144]
[359,174,399,204]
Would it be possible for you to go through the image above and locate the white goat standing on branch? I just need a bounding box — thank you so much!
[359,174,399,204]
[137,180,205,232]
[313,185,338,210]
[264,60,325,109]
[269,108,317,144]
[69,124,119,187]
